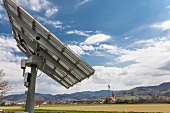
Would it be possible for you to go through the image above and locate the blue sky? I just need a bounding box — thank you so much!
[0,0,170,94]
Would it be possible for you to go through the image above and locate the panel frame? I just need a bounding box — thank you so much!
[3,0,95,89]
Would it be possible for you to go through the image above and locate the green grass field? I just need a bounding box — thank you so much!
[0,104,170,113]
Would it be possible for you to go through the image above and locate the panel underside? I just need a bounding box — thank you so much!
[3,0,95,89]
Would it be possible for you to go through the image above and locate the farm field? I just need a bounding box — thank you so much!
[0,104,170,113]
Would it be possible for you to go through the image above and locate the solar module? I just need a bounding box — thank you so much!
[3,0,95,89]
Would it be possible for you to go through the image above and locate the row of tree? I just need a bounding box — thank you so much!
[116,97,170,104]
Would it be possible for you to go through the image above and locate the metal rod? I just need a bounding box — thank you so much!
[22,69,25,77]
[25,65,37,113]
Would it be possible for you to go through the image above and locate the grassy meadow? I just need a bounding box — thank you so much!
[0,104,170,113]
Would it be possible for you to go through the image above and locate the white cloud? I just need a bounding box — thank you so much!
[68,45,86,55]
[166,6,170,9]
[66,30,91,37]
[15,0,58,17]
[118,37,170,63]
[97,44,119,54]
[0,35,20,50]
[45,7,58,17]
[76,0,90,8]
[37,16,62,28]
[116,36,170,80]
[0,4,3,11]
[67,38,119,56]
[87,66,143,90]
[151,20,170,31]
[67,43,95,56]
[15,0,49,12]
[0,0,8,23]
[0,13,8,23]
[81,45,95,51]
[124,36,131,40]
[68,41,120,57]
[0,34,22,62]
[84,34,112,45]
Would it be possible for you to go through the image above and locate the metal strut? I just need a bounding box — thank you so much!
[21,55,43,113]
[25,65,37,113]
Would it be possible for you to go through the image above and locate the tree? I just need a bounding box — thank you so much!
[35,95,44,107]
[0,69,12,99]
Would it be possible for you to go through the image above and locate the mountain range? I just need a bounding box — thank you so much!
[3,82,170,102]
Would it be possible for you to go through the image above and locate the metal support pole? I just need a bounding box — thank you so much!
[25,65,37,113]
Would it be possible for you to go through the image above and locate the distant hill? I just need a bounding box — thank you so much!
[134,82,170,91]
[55,90,119,100]
[3,94,26,101]
[3,90,116,101]
[117,82,170,98]
[2,93,56,101]
[3,82,170,102]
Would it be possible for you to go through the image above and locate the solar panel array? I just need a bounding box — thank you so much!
[3,0,95,89]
